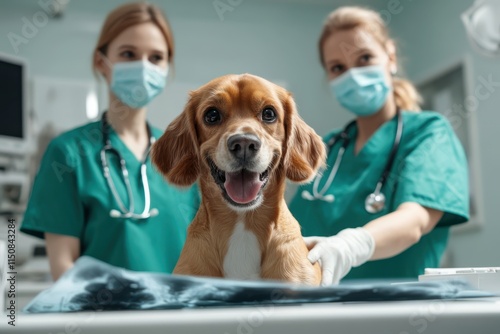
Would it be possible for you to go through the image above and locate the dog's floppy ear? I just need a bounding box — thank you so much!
[152,96,200,186]
[282,93,326,183]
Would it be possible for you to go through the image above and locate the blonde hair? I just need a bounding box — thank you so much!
[319,6,421,111]
[92,2,174,72]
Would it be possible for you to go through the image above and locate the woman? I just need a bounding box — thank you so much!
[21,3,199,280]
[290,6,469,285]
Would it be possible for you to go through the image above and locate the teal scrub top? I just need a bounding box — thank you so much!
[21,120,200,273]
[289,111,469,280]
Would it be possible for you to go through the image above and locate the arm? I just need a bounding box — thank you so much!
[306,116,467,285]
[45,233,80,281]
[364,202,443,260]
[305,202,443,285]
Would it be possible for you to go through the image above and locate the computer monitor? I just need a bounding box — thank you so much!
[0,52,28,156]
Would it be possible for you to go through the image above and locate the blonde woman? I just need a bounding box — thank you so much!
[21,2,199,280]
[290,6,469,285]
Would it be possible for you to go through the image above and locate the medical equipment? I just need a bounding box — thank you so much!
[462,0,500,58]
[301,111,403,213]
[100,112,159,219]
[419,267,500,293]
[0,52,29,156]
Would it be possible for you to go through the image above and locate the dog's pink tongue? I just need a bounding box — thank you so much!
[224,170,263,204]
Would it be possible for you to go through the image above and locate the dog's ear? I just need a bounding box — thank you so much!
[282,93,326,183]
[152,96,200,186]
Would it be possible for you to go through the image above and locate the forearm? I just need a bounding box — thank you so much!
[48,258,75,281]
[363,202,443,260]
[45,233,80,281]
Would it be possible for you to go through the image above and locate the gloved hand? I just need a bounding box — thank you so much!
[304,227,375,286]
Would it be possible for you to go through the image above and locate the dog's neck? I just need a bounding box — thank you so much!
[198,173,295,280]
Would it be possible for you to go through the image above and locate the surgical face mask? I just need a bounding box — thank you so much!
[330,65,391,117]
[102,55,168,109]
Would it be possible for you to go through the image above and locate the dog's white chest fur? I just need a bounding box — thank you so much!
[223,221,261,279]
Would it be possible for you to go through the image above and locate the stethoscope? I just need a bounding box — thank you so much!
[301,110,403,214]
[100,112,159,219]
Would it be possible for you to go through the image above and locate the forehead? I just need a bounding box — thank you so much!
[195,76,284,111]
[108,22,168,53]
[323,28,384,61]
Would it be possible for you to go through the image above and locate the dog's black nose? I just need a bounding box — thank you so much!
[227,134,261,161]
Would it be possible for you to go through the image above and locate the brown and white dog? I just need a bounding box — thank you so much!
[152,74,326,285]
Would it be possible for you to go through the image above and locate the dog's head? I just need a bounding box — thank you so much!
[152,74,326,211]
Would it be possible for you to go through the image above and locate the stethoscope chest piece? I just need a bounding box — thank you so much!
[365,191,386,214]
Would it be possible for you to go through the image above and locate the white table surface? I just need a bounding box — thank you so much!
[2,297,500,334]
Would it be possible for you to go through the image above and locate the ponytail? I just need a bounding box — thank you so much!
[393,77,422,111]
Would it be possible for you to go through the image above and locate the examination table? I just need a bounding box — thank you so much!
[2,256,499,334]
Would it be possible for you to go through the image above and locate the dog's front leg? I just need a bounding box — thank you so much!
[260,239,321,286]
[173,235,223,277]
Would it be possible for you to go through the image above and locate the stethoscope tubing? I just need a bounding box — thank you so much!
[100,112,158,220]
[302,110,403,213]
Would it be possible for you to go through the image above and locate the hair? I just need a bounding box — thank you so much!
[92,2,174,72]
[318,6,421,111]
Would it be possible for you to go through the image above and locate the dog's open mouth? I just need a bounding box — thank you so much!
[208,157,270,206]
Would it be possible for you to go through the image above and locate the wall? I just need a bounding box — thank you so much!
[0,0,363,134]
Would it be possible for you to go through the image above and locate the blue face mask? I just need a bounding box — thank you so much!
[109,59,168,109]
[330,65,390,117]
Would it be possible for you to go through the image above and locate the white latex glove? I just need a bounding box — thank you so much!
[304,227,375,286]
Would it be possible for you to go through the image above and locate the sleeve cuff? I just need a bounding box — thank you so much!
[20,218,81,240]
[395,193,469,228]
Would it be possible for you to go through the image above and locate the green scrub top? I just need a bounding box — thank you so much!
[21,119,200,273]
[289,111,469,280]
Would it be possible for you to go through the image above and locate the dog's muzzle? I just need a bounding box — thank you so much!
[207,134,271,207]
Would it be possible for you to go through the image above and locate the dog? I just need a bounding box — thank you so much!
[152,74,326,285]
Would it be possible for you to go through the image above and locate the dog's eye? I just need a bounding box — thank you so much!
[261,108,277,123]
[204,109,221,125]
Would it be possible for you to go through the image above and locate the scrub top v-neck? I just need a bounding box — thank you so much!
[21,120,200,273]
[289,111,469,280]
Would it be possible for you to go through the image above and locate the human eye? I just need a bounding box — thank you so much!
[330,64,344,75]
[149,54,164,64]
[359,53,373,64]
[120,50,135,60]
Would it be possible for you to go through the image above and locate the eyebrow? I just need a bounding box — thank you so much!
[203,91,230,109]
[118,45,137,50]
[118,45,166,54]
[325,47,373,65]
[351,48,372,56]
[326,59,341,66]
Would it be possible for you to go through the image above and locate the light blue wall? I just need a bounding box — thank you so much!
[374,0,500,267]
[0,0,362,134]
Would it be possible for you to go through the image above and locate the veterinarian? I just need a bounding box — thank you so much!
[290,6,469,285]
[21,2,199,280]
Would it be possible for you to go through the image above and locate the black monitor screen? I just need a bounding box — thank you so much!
[0,59,23,139]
